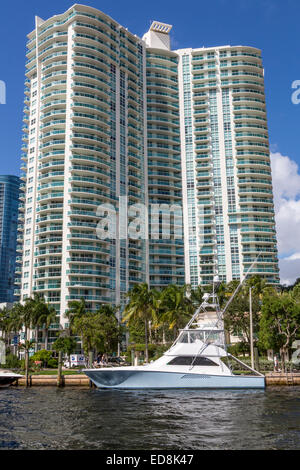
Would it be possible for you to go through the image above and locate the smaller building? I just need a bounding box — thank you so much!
[0,176,21,303]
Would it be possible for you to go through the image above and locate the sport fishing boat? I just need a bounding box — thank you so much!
[84,273,265,390]
[0,370,22,388]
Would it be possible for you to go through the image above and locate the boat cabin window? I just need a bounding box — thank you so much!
[178,332,204,343]
[167,356,218,366]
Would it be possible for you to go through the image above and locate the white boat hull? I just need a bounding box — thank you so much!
[84,368,265,389]
[0,374,22,388]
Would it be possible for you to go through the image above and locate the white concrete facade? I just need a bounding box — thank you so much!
[19,5,150,340]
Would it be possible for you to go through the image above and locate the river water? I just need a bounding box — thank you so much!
[0,386,299,450]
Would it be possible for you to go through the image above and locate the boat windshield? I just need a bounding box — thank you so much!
[178,330,224,345]
[221,356,262,376]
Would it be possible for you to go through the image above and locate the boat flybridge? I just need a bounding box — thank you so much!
[84,271,265,390]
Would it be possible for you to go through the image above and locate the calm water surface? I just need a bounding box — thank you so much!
[0,386,300,450]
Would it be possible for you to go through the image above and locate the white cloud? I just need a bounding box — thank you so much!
[284,252,300,261]
[271,151,300,284]
[279,258,300,286]
[271,152,300,204]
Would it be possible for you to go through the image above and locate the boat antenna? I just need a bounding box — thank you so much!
[188,252,262,370]
[222,252,262,317]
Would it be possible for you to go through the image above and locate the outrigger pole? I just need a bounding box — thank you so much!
[187,253,262,370]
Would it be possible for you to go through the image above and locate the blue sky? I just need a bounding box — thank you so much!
[0,0,299,281]
[0,0,299,175]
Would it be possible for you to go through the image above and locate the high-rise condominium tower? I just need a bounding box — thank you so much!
[18,4,279,340]
[19,5,185,336]
[20,5,148,330]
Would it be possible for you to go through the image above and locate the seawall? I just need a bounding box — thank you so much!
[12,372,300,387]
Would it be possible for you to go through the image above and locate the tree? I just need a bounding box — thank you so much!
[72,313,98,365]
[190,285,204,307]
[39,303,57,351]
[27,294,44,350]
[65,298,87,335]
[9,301,35,373]
[259,288,300,369]
[149,288,166,344]
[123,283,156,363]
[18,339,35,387]
[12,300,32,342]
[0,307,12,349]
[31,349,52,368]
[223,278,262,345]
[95,306,122,354]
[159,284,193,339]
[28,294,57,350]
[52,335,77,366]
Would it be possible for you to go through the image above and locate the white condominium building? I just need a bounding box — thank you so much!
[177,47,279,286]
[20,5,150,332]
[18,4,279,342]
[18,5,185,338]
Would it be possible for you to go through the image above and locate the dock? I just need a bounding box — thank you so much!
[265,372,300,386]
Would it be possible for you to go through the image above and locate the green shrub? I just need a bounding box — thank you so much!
[31,350,52,367]
[47,358,58,369]
[1,353,21,369]
[227,341,250,356]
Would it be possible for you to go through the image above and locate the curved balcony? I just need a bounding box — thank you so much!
[72,58,110,82]
[40,109,66,123]
[42,59,68,76]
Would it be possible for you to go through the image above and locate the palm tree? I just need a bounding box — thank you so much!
[160,284,193,339]
[40,304,57,351]
[0,307,11,350]
[22,294,56,351]
[150,289,167,344]
[6,306,23,356]
[10,301,35,383]
[11,301,32,342]
[123,283,156,363]
[19,339,35,387]
[97,304,117,317]
[65,298,89,356]
[65,298,87,334]
[44,307,57,351]
[190,285,204,308]
[28,294,48,350]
